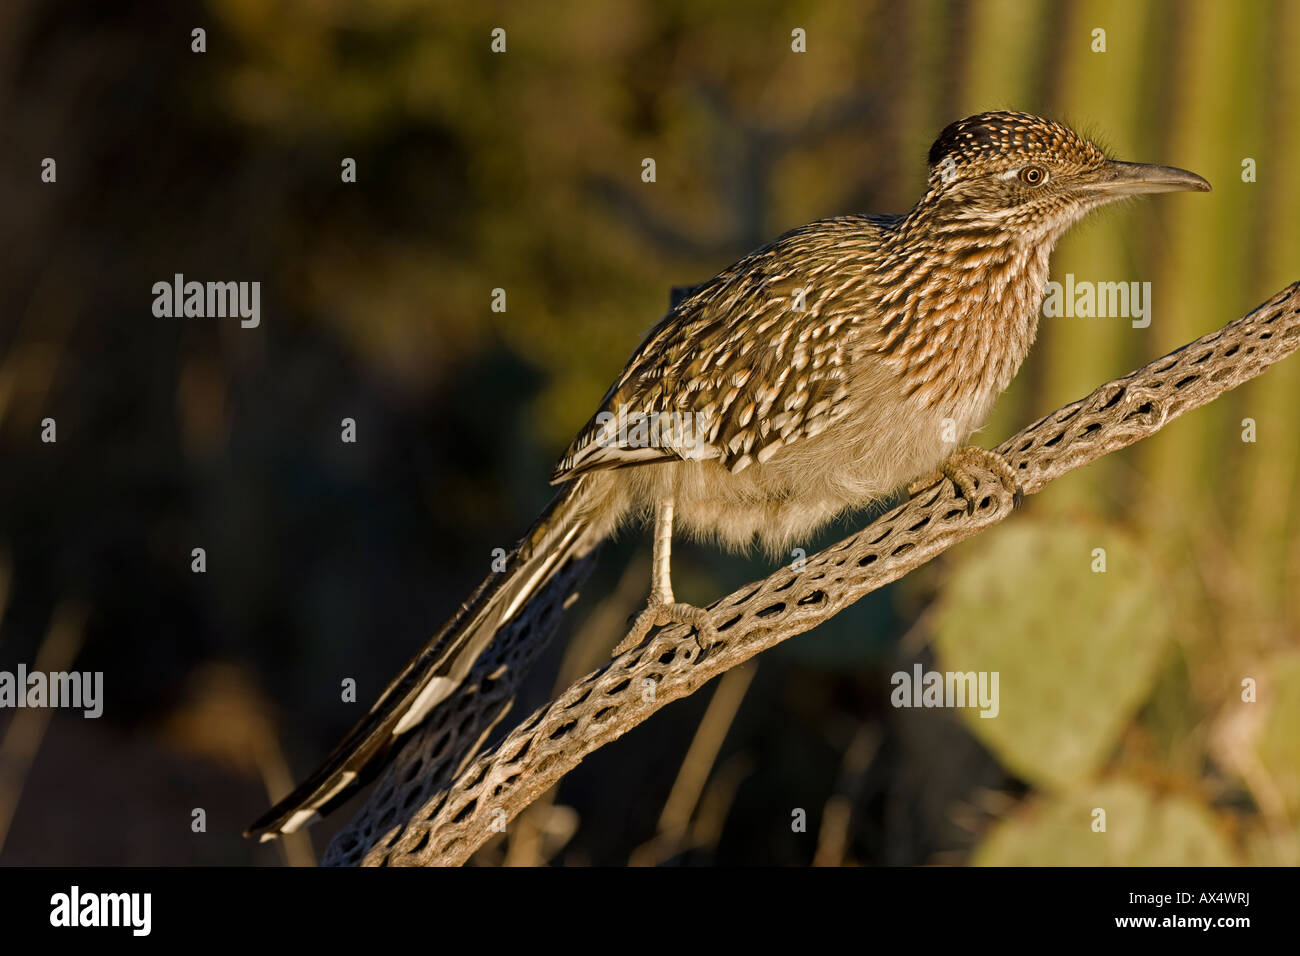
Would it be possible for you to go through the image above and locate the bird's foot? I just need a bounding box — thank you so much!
[908,445,1021,513]
[613,599,717,656]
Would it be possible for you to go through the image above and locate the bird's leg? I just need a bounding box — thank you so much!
[649,495,678,604]
[908,445,1021,513]
[612,496,718,655]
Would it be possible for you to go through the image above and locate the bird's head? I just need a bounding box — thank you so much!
[918,111,1210,243]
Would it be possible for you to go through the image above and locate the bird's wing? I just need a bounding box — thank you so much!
[553,216,892,482]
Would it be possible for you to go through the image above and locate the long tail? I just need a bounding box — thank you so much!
[245,476,601,842]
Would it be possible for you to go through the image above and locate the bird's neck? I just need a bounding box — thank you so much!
[867,211,1054,421]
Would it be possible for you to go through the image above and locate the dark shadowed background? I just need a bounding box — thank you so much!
[1,0,1298,865]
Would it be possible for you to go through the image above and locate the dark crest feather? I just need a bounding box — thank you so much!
[926,110,1093,168]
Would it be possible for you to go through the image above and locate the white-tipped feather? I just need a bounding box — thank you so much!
[391,678,458,736]
[282,808,321,834]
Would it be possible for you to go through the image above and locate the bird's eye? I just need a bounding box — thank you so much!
[1018,165,1048,186]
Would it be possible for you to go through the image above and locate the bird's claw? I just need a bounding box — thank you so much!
[910,446,1022,514]
[614,600,717,656]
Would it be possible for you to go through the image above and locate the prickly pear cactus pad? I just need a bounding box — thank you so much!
[934,519,1171,789]
[973,779,1237,866]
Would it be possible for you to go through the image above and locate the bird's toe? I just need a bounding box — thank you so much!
[613,600,716,656]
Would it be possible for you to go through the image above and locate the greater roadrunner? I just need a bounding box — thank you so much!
[247,111,1209,840]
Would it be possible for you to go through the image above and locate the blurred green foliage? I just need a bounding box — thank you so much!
[973,780,1237,866]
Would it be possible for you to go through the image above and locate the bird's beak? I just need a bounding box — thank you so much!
[1081,160,1212,196]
